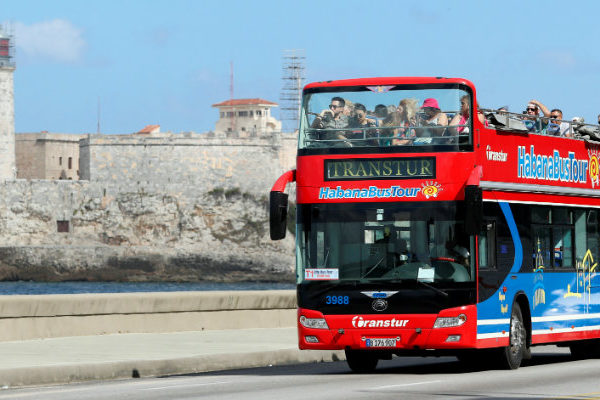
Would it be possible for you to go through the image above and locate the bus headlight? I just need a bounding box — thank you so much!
[300,315,329,329]
[433,314,467,328]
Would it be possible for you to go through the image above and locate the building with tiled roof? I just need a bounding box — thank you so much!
[212,98,281,137]
[137,124,160,135]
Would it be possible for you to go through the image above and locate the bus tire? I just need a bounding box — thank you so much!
[498,303,526,369]
[345,349,378,373]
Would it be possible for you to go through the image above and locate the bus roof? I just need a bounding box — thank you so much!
[303,77,475,91]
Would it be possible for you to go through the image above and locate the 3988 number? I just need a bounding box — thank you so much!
[325,295,349,305]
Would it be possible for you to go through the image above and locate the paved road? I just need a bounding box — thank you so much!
[0,346,598,400]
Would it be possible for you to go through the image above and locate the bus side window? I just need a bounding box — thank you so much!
[479,221,496,269]
[587,210,599,259]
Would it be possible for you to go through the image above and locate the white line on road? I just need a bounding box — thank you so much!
[372,380,442,390]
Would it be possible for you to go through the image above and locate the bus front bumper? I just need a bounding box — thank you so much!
[297,305,477,351]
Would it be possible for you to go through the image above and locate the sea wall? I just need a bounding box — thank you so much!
[0,134,297,281]
[0,290,297,341]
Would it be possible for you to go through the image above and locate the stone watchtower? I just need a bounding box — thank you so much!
[0,25,15,180]
[212,98,281,137]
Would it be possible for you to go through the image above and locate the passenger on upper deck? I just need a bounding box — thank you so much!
[390,98,418,145]
[449,95,485,135]
[349,103,377,130]
[418,98,448,137]
[374,104,388,124]
[546,109,571,137]
[523,101,547,133]
[311,96,350,142]
[346,103,377,145]
[343,100,355,117]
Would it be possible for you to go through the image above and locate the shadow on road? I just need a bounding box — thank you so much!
[166,348,580,379]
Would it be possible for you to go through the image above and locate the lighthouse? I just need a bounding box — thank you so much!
[0,25,15,180]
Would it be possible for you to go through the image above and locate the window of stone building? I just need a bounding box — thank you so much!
[238,111,248,117]
[220,112,224,118]
[59,157,62,166]
[226,112,234,118]
[256,110,262,116]
[68,157,72,169]
[57,220,69,233]
[249,111,254,117]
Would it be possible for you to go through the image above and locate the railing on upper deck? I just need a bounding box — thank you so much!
[482,109,600,142]
[303,109,471,148]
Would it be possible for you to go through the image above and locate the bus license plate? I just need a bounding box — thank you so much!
[366,338,397,347]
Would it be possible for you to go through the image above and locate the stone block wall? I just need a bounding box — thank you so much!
[80,133,296,196]
[0,134,298,282]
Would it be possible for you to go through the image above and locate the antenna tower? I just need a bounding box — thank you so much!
[280,49,305,133]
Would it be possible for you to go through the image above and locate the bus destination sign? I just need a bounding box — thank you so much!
[325,157,435,181]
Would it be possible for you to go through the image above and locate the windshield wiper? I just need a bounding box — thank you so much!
[361,256,385,279]
[416,280,449,297]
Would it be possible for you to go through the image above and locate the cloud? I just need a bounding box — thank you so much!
[14,19,85,63]
[536,50,576,70]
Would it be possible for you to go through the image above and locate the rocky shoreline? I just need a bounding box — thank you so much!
[0,246,295,283]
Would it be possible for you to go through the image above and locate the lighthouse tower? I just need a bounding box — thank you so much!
[0,25,15,180]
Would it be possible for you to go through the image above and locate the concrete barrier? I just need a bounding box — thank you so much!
[0,290,297,341]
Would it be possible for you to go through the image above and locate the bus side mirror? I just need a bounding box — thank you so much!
[464,185,482,235]
[270,191,288,240]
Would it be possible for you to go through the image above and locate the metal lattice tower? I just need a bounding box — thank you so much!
[280,49,305,133]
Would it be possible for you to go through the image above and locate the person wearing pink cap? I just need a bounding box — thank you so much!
[419,98,448,136]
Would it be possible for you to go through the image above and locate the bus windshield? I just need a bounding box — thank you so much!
[296,202,475,284]
[299,84,472,150]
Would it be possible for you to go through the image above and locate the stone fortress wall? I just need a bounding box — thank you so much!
[0,133,298,282]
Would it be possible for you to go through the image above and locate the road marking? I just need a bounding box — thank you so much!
[372,380,442,390]
[139,381,232,391]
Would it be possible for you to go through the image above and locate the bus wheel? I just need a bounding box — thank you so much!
[499,303,526,369]
[345,349,378,373]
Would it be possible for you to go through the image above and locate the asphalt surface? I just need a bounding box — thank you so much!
[0,327,344,388]
[0,346,597,400]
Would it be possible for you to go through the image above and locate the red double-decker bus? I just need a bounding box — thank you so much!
[270,77,600,371]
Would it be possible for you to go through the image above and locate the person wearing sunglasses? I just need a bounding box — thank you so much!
[417,98,448,138]
[312,97,348,128]
[544,108,571,137]
[523,100,551,133]
[311,96,350,144]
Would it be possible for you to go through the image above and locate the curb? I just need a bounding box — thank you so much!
[0,349,346,388]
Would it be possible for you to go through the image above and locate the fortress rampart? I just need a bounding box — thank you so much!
[0,134,297,281]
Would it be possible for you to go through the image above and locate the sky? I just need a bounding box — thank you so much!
[2,0,600,134]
